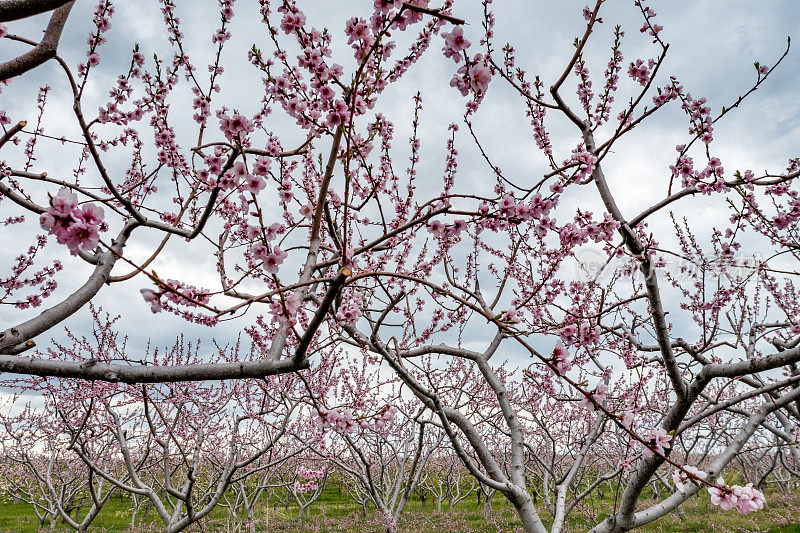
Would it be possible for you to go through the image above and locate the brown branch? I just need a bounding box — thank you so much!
[401,2,465,25]
[0,1,75,80]
[0,0,71,22]
[0,120,26,148]
[292,267,351,364]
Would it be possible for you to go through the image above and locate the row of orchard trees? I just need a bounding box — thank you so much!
[1,319,799,532]
[2,1,800,532]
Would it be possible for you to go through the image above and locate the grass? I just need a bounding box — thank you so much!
[1,487,799,532]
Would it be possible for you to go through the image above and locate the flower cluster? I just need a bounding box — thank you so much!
[579,382,608,410]
[78,0,114,75]
[627,58,654,86]
[450,54,492,97]
[478,192,555,236]
[527,77,553,156]
[279,5,306,34]
[294,465,325,493]
[294,479,318,494]
[681,93,714,144]
[97,75,140,125]
[651,79,681,107]
[335,293,363,325]
[568,145,598,181]
[345,17,373,48]
[39,188,106,256]
[140,288,163,313]
[373,405,398,429]
[640,427,671,458]
[251,242,288,274]
[391,0,428,30]
[636,1,663,41]
[708,478,766,515]
[672,465,707,493]
[216,161,266,194]
[551,340,572,375]
[268,291,301,328]
[140,278,212,314]
[314,408,356,434]
[582,5,602,23]
[314,404,398,434]
[772,198,800,231]
[441,27,470,62]
[574,59,594,119]
[217,110,255,142]
[298,466,326,480]
[4,235,62,310]
[560,321,602,348]
[670,149,727,194]
[559,211,619,250]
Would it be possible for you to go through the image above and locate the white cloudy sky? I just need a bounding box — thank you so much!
[1,1,799,369]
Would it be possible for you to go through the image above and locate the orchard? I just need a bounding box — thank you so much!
[1,1,799,532]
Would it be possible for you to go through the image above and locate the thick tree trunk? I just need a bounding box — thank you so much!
[511,492,549,533]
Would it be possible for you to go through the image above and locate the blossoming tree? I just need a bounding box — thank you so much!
[1,0,800,532]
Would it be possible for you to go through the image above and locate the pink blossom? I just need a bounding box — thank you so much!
[709,478,737,511]
[627,59,651,86]
[218,112,254,140]
[580,383,608,410]
[373,405,398,429]
[450,71,469,96]
[468,55,492,95]
[253,156,270,176]
[280,10,306,34]
[551,340,572,375]
[250,242,269,261]
[140,288,163,313]
[450,54,492,97]
[621,410,635,429]
[263,246,287,274]
[428,220,445,237]
[315,407,356,434]
[374,0,399,14]
[344,17,371,45]
[231,161,248,179]
[74,203,104,226]
[641,427,671,458]
[242,173,265,194]
[298,466,325,480]
[50,188,79,217]
[40,188,105,255]
[63,219,100,255]
[265,223,282,241]
[217,171,239,190]
[733,483,766,514]
[672,465,706,493]
[299,203,314,219]
[336,295,362,325]
[442,27,471,62]
[269,292,301,327]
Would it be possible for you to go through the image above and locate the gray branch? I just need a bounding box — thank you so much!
[0,0,71,21]
[0,1,74,80]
